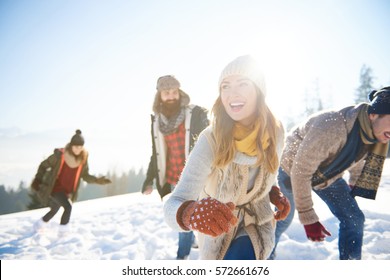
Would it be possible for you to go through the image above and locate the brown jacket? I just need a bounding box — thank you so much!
[33,148,99,206]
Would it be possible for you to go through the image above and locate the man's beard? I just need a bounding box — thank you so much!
[161,99,181,118]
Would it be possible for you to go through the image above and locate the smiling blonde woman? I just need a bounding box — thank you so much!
[164,55,290,260]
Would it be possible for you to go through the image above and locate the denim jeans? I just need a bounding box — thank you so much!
[313,178,365,260]
[177,231,194,259]
[224,236,256,260]
[271,168,365,260]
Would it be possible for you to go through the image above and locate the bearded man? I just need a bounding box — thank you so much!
[141,75,209,259]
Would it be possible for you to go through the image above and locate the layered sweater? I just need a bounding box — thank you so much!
[164,125,285,259]
[280,104,371,225]
[142,105,209,199]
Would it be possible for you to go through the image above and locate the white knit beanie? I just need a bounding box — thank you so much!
[218,55,266,96]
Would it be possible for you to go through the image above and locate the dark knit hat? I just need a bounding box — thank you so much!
[367,86,390,115]
[70,129,85,146]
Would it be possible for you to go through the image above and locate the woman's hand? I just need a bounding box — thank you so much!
[269,185,291,220]
[177,197,238,237]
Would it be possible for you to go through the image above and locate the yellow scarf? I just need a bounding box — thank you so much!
[233,120,270,156]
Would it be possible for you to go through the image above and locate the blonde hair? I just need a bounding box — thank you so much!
[211,87,281,173]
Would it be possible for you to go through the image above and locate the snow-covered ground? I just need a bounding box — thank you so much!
[1,161,389,261]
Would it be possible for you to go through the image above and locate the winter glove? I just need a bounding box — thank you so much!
[96,176,111,185]
[269,186,291,220]
[31,178,41,191]
[177,197,238,237]
[303,221,331,242]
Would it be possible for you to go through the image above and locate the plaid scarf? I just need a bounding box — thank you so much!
[352,104,389,199]
[312,104,388,199]
[159,108,185,135]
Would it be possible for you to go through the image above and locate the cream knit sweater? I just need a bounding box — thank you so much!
[164,126,284,259]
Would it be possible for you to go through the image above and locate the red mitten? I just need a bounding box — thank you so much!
[177,197,238,237]
[269,186,291,220]
[303,221,331,242]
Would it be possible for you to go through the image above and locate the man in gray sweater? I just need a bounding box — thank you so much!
[271,86,390,260]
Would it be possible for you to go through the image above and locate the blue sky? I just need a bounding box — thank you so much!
[0,0,389,187]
